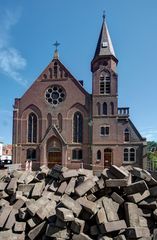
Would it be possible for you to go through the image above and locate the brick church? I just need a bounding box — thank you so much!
[12,15,147,171]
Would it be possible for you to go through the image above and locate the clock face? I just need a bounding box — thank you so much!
[45,85,66,106]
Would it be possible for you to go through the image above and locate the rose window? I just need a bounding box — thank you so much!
[45,85,66,106]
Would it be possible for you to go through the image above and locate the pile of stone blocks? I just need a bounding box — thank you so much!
[0,164,157,239]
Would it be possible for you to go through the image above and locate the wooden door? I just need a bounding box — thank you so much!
[104,149,112,168]
[48,151,62,169]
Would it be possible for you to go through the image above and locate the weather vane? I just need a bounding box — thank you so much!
[53,41,60,51]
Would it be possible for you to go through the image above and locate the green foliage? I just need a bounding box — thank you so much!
[147,142,157,169]
[147,141,157,152]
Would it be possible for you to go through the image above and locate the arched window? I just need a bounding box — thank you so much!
[110,102,114,115]
[97,102,101,115]
[73,112,83,143]
[78,149,83,159]
[72,149,83,160]
[54,62,58,78]
[58,113,62,132]
[105,72,111,94]
[72,149,77,159]
[100,74,105,94]
[27,148,36,160]
[124,148,129,162]
[124,128,130,142]
[49,68,52,78]
[130,148,135,162]
[97,150,101,160]
[103,102,107,115]
[99,72,111,94]
[28,113,37,143]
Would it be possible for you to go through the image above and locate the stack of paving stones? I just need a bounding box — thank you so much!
[0,165,157,239]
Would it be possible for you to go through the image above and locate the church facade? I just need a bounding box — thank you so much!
[12,16,147,171]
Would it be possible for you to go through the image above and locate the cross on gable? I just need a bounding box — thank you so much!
[53,41,60,50]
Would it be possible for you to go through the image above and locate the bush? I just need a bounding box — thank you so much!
[148,152,157,170]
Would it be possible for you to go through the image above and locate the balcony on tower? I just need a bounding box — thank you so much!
[118,107,129,118]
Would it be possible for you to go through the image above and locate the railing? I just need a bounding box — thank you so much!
[147,159,157,172]
[118,107,129,117]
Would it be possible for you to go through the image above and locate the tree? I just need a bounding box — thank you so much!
[147,141,157,152]
[147,142,157,170]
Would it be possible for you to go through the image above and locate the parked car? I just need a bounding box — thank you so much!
[0,159,12,168]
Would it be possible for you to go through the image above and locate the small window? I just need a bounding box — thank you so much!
[28,113,37,143]
[27,148,36,160]
[100,74,104,81]
[124,148,129,162]
[73,112,83,143]
[105,72,111,94]
[99,72,111,95]
[72,149,77,159]
[100,74,105,94]
[102,42,108,48]
[123,148,136,163]
[100,126,110,136]
[106,127,109,135]
[78,149,82,159]
[97,102,101,115]
[72,149,83,160]
[49,68,52,78]
[103,102,107,115]
[101,127,105,135]
[124,128,130,142]
[54,62,58,78]
[130,148,135,162]
[110,102,114,115]
[97,150,101,160]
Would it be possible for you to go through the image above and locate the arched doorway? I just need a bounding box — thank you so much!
[47,136,62,168]
[104,148,112,168]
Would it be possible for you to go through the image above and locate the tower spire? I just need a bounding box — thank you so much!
[92,14,117,62]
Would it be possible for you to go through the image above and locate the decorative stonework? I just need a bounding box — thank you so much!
[45,85,66,106]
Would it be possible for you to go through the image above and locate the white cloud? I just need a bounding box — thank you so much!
[0,9,27,86]
[0,48,27,86]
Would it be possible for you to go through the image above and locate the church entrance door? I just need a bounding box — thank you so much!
[104,148,112,168]
[48,152,62,168]
[47,136,62,169]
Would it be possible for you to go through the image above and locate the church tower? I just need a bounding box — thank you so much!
[91,14,118,116]
[91,15,119,170]
[91,14,146,172]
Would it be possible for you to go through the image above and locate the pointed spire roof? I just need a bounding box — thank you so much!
[93,14,117,61]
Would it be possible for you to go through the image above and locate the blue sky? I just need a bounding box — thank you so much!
[0,0,157,143]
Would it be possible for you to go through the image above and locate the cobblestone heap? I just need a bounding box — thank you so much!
[0,165,157,239]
